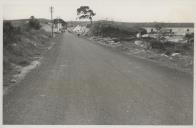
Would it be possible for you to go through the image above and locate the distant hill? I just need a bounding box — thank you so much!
[67,20,194,28]
[5,19,194,28]
[116,22,194,28]
[4,18,51,27]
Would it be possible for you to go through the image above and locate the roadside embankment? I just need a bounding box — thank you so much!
[73,21,193,74]
[3,19,59,93]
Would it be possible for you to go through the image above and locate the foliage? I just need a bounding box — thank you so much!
[89,21,147,38]
[184,32,194,43]
[28,16,41,29]
[154,24,162,31]
[143,37,193,55]
[77,6,96,24]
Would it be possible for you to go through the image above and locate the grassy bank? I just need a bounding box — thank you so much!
[3,19,53,87]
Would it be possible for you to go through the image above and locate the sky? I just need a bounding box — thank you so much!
[2,0,195,22]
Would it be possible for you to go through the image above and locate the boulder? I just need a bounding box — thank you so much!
[134,40,144,47]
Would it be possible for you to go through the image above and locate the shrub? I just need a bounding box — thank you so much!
[184,32,194,43]
[89,21,146,38]
[28,16,41,29]
[147,39,164,50]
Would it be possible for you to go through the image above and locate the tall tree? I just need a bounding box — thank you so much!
[77,6,96,25]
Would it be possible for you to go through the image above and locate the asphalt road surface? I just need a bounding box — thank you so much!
[3,33,193,125]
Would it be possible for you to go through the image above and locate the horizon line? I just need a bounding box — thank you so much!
[3,18,194,24]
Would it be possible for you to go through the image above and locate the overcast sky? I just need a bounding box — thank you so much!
[2,0,195,22]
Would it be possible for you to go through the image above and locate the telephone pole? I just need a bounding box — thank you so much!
[50,6,54,37]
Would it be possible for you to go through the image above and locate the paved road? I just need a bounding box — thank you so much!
[3,33,193,125]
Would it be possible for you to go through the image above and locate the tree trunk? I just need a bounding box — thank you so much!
[90,17,92,25]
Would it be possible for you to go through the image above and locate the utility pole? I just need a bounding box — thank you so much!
[50,6,54,37]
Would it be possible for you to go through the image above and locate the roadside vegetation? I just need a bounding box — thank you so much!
[28,16,41,29]
[88,20,146,39]
[3,16,52,87]
[70,20,193,73]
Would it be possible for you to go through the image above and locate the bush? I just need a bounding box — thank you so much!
[150,40,165,49]
[184,32,194,43]
[144,38,193,55]
[28,16,41,29]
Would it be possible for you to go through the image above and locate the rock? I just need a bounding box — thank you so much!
[103,37,112,42]
[111,38,119,42]
[108,40,115,43]
[161,53,169,58]
[10,79,17,83]
[134,40,144,47]
[171,53,181,57]
[142,34,149,38]
[136,33,141,38]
